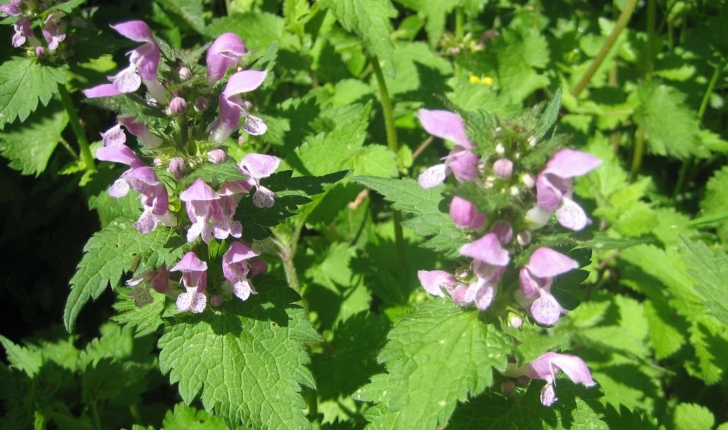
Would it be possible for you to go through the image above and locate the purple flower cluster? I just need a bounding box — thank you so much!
[415,108,601,405]
[1,0,75,57]
[91,22,275,313]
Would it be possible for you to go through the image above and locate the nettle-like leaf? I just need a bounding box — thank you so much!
[295,102,399,178]
[635,81,700,159]
[237,169,349,241]
[0,100,68,176]
[354,176,469,257]
[112,289,166,336]
[64,220,189,331]
[205,12,287,51]
[679,237,728,326]
[162,403,229,430]
[158,276,320,429]
[155,0,206,34]
[0,58,67,129]
[83,93,169,126]
[394,0,458,47]
[356,300,512,429]
[321,0,398,77]
[700,165,728,242]
[446,380,608,429]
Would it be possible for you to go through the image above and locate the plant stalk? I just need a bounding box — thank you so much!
[58,84,95,172]
[571,0,638,98]
[646,0,656,77]
[370,54,407,272]
[630,124,645,182]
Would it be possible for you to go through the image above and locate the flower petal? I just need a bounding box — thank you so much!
[417,109,473,149]
[543,149,602,178]
[240,153,280,179]
[417,270,456,297]
[242,114,268,136]
[222,70,267,98]
[252,186,276,208]
[449,196,485,229]
[526,248,578,278]
[555,197,589,231]
[180,179,220,202]
[206,33,248,84]
[83,84,122,98]
[459,233,510,266]
[111,20,154,44]
[418,163,450,189]
[171,252,208,272]
[530,293,563,326]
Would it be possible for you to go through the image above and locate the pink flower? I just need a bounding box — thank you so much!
[42,12,66,51]
[171,252,208,313]
[107,21,166,102]
[521,352,596,406]
[517,248,578,326]
[416,109,479,189]
[222,241,260,301]
[535,149,601,231]
[179,179,221,243]
[206,33,248,85]
[449,196,485,229]
[208,70,267,143]
[126,265,170,294]
[237,153,279,208]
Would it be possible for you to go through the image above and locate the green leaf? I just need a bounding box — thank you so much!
[534,88,562,139]
[394,0,458,47]
[686,317,728,384]
[237,170,349,241]
[112,290,166,336]
[679,237,728,326]
[155,0,206,34]
[673,403,714,430]
[635,81,700,159]
[383,42,452,102]
[700,165,728,242]
[0,58,66,129]
[447,381,607,429]
[0,335,43,377]
[360,300,512,429]
[64,221,187,332]
[295,103,398,179]
[158,276,320,429]
[47,0,85,13]
[205,12,286,51]
[163,403,229,430]
[353,176,469,257]
[180,161,246,188]
[0,100,68,176]
[321,0,398,77]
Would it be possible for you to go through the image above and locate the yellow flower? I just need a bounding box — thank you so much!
[469,75,494,85]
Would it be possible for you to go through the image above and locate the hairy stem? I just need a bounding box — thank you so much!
[58,84,95,172]
[571,0,638,98]
[630,124,645,181]
[646,0,656,77]
[370,54,407,272]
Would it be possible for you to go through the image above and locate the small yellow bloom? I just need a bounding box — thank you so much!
[469,75,494,85]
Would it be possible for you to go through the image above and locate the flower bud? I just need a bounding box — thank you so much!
[194,96,210,112]
[449,196,485,229]
[153,157,163,167]
[501,381,517,397]
[491,220,513,244]
[508,314,523,329]
[528,136,537,147]
[168,157,185,180]
[510,186,520,196]
[34,46,46,58]
[169,97,187,114]
[522,173,535,189]
[493,158,513,179]
[517,231,531,246]
[495,143,505,155]
[207,149,227,164]
[211,295,224,307]
[179,67,191,80]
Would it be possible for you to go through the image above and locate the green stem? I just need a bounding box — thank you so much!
[646,0,656,77]
[571,0,638,98]
[455,6,464,39]
[91,400,102,430]
[630,124,645,182]
[673,65,721,198]
[534,0,541,30]
[370,55,407,272]
[58,84,95,172]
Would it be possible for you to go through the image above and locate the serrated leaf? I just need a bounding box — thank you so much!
[394,0,458,47]
[64,221,187,332]
[205,12,285,51]
[158,276,320,429]
[155,0,206,34]
[700,165,728,242]
[163,403,229,430]
[534,88,562,139]
[383,41,452,101]
[0,100,68,176]
[353,176,469,257]
[83,93,168,124]
[237,170,348,241]
[679,237,728,326]
[47,0,85,13]
[112,290,166,336]
[686,317,728,385]
[0,58,66,128]
[322,0,398,77]
[295,103,398,179]
[0,335,43,377]
[363,300,512,429]
[674,403,714,430]
[447,381,607,429]
[180,161,246,188]
[636,81,700,159]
